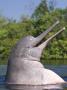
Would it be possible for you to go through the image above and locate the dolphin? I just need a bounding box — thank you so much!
[6,21,65,85]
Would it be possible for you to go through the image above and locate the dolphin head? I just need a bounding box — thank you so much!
[11,21,65,61]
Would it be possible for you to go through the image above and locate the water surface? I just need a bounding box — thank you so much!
[0,65,67,90]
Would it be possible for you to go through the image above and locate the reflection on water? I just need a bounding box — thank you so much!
[0,83,67,90]
[0,65,67,90]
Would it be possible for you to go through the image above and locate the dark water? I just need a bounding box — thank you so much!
[0,65,67,90]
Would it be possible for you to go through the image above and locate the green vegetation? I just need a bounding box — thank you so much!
[0,0,67,65]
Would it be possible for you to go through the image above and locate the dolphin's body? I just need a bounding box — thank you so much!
[6,21,65,85]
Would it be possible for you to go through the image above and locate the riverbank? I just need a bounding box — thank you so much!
[0,59,67,65]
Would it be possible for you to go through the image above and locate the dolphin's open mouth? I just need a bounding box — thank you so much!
[34,27,65,50]
[31,21,65,49]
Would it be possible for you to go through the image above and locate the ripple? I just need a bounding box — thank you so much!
[0,83,67,90]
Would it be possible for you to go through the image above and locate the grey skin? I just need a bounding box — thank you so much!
[6,21,65,85]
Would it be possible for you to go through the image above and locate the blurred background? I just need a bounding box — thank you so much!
[0,0,67,65]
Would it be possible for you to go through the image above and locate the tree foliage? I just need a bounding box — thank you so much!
[0,0,67,65]
[32,0,49,19]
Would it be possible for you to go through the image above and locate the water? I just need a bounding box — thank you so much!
[0,65,67,90]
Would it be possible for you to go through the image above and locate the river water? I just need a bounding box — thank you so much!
[0,65,67,90]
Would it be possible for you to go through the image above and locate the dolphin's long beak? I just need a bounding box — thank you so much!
[38,27,65,50]
[35,21,59,45]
